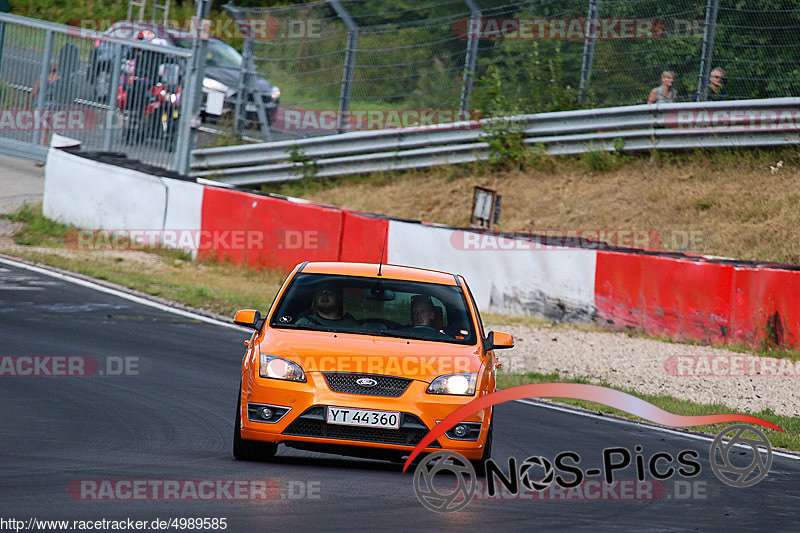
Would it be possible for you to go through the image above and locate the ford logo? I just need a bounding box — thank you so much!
[356,377,378,388]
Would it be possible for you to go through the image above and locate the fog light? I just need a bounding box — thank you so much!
[260,407,273,420]
[453,424,467,437]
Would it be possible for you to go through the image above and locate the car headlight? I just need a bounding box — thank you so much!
[259,353,306,382]
[203,78,230,93]
[426,372,477,396]
[270,86,280,100]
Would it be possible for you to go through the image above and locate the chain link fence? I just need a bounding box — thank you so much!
[0,12,198,170]
[224,0,800,141]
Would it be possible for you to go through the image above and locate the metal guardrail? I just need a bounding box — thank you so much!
[191,98,800,185]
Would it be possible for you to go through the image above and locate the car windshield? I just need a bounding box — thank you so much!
[173,38,242,69]
[269,273,477,345]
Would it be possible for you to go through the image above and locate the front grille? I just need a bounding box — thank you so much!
[322,372,412,397]
[283,406,440,448]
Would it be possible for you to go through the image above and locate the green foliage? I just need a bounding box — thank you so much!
[288,145,318,180]
[472,41,582,117]
[581,149,620,173]
[3,203,71,246]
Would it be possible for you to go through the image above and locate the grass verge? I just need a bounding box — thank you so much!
[497,371,799,452]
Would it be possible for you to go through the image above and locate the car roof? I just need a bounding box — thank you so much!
[301,262,459,286]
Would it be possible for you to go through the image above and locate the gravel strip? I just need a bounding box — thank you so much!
[490,323,800,417]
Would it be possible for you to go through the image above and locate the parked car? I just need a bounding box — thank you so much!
[231,261,515,473]
[88,21,280,127]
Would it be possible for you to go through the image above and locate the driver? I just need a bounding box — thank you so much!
[411,295,437,327]
[296,288,358,328]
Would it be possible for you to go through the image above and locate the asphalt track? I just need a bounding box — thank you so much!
[1,257,799,531]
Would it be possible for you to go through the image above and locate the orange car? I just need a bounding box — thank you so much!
[232,261,514,471]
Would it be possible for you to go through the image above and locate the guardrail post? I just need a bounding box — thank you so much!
[102,43,122,151]
[578,0,599,103]
[459,0,481,116]
[696,0,719,101]
[175,0,210,174]
[329,0,358,133]
[31,29,53,147]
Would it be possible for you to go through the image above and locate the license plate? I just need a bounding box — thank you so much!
[327,407,400,429]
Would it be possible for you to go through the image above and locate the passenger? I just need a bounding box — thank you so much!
[410,295,436,327]
[295,288,358,328]
[647,71,676,104]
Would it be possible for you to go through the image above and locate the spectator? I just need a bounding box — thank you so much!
[647,71,676,104]
[693,68,727,102]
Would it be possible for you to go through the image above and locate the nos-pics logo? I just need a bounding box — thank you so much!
[413,424,773,513]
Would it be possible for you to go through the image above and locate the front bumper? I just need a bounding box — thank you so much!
[240,370,490,460]
[201,89,278,121]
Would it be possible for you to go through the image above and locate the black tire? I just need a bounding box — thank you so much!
[232,389,277,461]
[470,415,493,477]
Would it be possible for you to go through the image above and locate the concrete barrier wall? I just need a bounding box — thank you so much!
[387,222,598,320]
[43,148,168,230]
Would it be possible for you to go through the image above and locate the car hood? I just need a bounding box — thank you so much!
[205,67,274,93]
[259,328,484,382]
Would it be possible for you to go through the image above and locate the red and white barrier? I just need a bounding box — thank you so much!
[42,149,800,350]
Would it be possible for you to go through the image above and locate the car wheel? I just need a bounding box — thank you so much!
[232,388,277,461]
[470,415,493,477]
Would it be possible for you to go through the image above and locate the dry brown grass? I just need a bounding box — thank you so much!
[266,149,800,263]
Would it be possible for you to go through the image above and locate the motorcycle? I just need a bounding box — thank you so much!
[119,56,183,150]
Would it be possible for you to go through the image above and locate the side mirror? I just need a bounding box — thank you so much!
[234,309,263,330]
[484,330,514,351]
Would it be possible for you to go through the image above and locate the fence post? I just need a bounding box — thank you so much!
[329,0,357,133]
[31,29,53,147]
[234,34,253,135]
[578,0,599,103]
[696,0,719,101]
[102,43,122,151]
[175,0,210,174]
[459,0,481,116]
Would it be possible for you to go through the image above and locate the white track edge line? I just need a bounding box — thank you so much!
[0,256,251,332]
[514,398,800,460]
